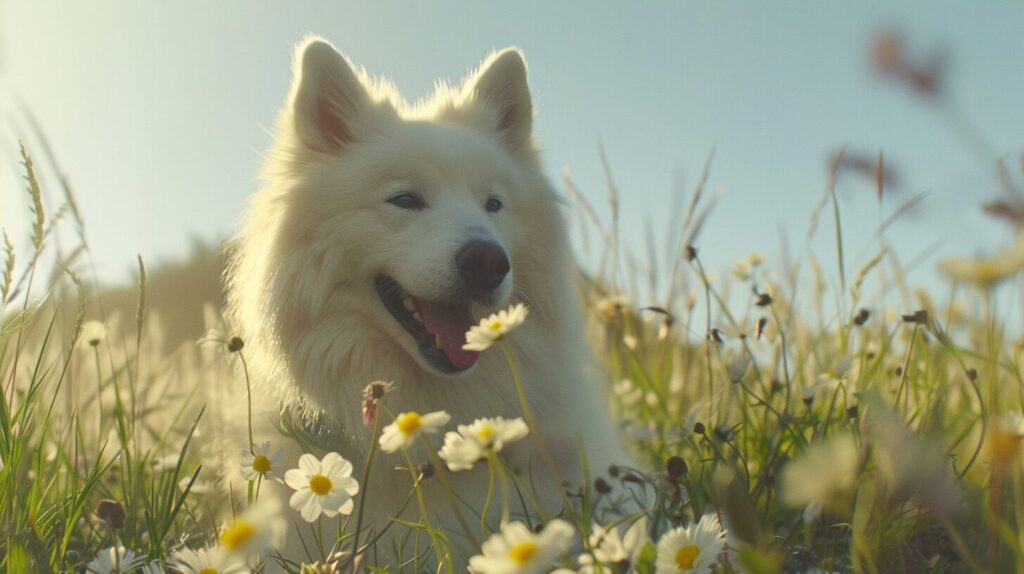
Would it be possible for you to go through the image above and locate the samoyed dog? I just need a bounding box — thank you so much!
[225,36,624,567]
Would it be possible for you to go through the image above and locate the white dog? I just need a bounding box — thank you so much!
[225,36,624,568]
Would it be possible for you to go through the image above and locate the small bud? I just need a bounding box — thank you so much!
[418,462,435,480]
[854,308,871,326]
[755,293,773,307]
[754,317,769,340]
[94,498,126,530]
[227,337,244,353]
[608,464,620,478]
[594,477,612,494]
[895,366,903,376]
[713,425,736,442]
[666,456,688,479]
[685,245,698,261]
[707,328,724,344]
[966,368,978,382]
[901,309,929,324]
[847,405,859,419]
[693,422,706,435]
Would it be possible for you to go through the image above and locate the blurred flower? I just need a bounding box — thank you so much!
[240,441,283,483]
[780,433,860,512]
[579,516,648,573]
[730,252,764,282]
[439,416,529,471]
[285,452,360,522]
[464,304,529,351]
[86,546,141,573]
[614,379,643,408]
[623,335,638,350]
[379,410,450,453]
[169,545,247,574]
[469,519,575,574]
[219,499,285,555]
[299,562,340,574]
[81,320,107,348]
[654,514,727,574]
[939,239,1024,288]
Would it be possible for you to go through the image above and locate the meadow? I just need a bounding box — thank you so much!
[2,33,1024,574]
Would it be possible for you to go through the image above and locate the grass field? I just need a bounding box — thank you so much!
[3,36,1024,574]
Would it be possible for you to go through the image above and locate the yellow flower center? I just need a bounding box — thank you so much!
[251,454,272,474]
[220,519,255,551]
[508,541,537,565]
[488,320,504,332]
[675,544,701,570]
[477,424,495,442]
[309,474,334,496]
[199,569,219,574]
[397,412,422,436]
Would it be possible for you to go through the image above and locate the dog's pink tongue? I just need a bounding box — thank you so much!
[417,301,480,369]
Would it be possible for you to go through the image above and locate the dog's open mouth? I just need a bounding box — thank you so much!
[375,275,480,374]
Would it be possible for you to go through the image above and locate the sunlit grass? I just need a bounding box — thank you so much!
[4,33,1024,569]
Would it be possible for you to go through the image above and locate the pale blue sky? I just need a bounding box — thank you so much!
[1,2,1022,308]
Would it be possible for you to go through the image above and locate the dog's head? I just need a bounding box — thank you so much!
[237,38,564,385]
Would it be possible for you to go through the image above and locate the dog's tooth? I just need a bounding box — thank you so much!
[435,334,441,347]
[403,297,416,311]
[412,311,423,323]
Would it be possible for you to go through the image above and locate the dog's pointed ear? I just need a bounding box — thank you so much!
[463,48,533,151]
[290,37,370,152]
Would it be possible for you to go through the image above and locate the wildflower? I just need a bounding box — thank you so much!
[438,416,529,471]
[463,303,529,351]
[379,410,450,453]
[285,452,360,522]
[361,380,394,427]
[240,441,284,483]
[469,519,575,574]
[939,239,1024,288]
[85,546,142,573]
[654,514,727,574]
[169,545,248,574]
[81,320,107,348]
[219,499,285,555]
[580,516,648,572]
[780,433,860,512]
[299,562,339,574]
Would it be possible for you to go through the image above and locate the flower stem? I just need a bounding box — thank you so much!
[499,341,577,524]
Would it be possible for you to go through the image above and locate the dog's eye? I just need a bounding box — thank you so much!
[387,192,427,211]
[485,197,504,213]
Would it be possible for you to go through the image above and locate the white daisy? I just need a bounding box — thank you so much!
[85,546,142,573]
[169,545,248,574]
[654,514,727,574]
[469,519,575,574]
[463,304,529,351]
[580,516,649,572]
[439,416,529,471]
[218,498,285,555]
[284,452,360,522]
[379,410,450,453]
[240,441,284,483]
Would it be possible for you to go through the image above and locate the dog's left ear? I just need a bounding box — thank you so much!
[463,48,533,151]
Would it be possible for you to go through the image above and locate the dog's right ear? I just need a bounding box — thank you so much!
[289,37,370,152]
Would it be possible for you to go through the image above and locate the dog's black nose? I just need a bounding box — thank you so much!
[456,241,510,291]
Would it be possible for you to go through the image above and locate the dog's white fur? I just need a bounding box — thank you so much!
[225,36,623,566]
